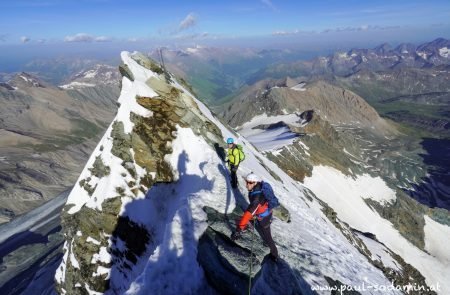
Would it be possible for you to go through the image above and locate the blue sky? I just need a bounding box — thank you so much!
[0,0,449,60]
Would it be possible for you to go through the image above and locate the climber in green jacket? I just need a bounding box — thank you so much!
[226,137,241,188]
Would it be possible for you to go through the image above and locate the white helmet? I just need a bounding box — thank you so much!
[245,172,261,183]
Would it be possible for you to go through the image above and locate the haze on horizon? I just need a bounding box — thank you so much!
[1,0,450,70]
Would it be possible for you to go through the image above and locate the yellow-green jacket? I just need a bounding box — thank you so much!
[227,145,241,167]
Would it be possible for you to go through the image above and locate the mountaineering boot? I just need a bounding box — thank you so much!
[270,254,278,263]
[265,253,278,263]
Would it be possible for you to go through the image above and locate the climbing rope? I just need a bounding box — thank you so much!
[247,218,256,295]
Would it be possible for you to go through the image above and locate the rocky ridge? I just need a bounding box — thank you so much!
[55,52,413,294]
[223,79,393,135]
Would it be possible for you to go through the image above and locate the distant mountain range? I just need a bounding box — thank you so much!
[1,39,449,294]
[312,38,450,75]
[248,38,450,81]
[0,66,120,223]
[60,64,121,89]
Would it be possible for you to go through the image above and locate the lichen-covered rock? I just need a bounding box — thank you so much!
[273,204,291,223]
[131,52,164,75]
[118,63,134,82]
[57,52,225,294]
[110,121,133,163]
[88,156,110,178]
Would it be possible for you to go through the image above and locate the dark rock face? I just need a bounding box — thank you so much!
[0,208,15,219]
[118,63,134,82]
[251,258,307,295]
[111,216,151,267]
[198,229,255,295]
[299,110,314,123]
[197,206,307,295]
[252,121,289,131]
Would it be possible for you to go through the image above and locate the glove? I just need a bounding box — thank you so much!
[230,230,241,241]
[230,164,238,173]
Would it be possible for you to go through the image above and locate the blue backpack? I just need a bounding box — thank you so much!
[261,181,280,210]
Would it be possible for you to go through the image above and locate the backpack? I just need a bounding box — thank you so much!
[261,181,280,210]
[236,144,245,162]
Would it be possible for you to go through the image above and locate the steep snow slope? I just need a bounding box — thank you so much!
[234,109,449,293]
[303,165,450,292]
[57,52,411,294]
[237,113,304,151]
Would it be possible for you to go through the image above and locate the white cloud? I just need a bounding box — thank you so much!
[64,33,94,42]
[64,33,113,42]
[95,36,112,42]
[21,36,30,43]
[261,0,277,11]
[272,30,289,36]
[360,25,369,31]
[179,13,197,31]
[271,24,401,37]
[272,29,301,36]
[321,25,401,33]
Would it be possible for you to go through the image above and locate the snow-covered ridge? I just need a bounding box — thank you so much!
[15,73,43,87]
[291,82,306,91]
[64,53,156,214]
[439,47,449,58]
[59,81,96,89]
[59,64,120,89]
[57,51,449,294]
[417,51,428,60]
